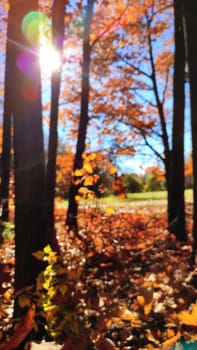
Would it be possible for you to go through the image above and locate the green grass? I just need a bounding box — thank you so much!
[99,189,193,202]
[55,189,193,208]
[127,191,167,201]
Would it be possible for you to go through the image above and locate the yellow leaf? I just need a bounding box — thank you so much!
[47,252,58,265]
[178,301,197,326]
[75,195,81,203]
[83,162,93,174]
[79,187,88,195]
[87,191,95,200]
[74,169,84,176]
[88,152,97,161]
[162,331,181,349]
[105,206,115,216]
[44,245,52,255]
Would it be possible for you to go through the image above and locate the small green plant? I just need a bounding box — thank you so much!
[16,244,88,343]
[0,221,15,243]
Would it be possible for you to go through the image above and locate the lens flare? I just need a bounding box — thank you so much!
[22,11,50,46]
[16,51,38,79]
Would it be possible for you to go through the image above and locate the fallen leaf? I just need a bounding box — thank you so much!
[161,331,181,349]
[178,301,197,326]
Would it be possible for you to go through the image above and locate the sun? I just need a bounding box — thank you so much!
[39,44,61,77]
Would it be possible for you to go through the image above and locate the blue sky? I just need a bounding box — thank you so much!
[0,2,192,176]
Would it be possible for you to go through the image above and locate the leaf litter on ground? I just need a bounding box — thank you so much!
[0,200,196,349]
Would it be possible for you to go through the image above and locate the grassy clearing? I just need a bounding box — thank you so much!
[99,189,193,202]
[55,189,193,209]
[127,190,167,201]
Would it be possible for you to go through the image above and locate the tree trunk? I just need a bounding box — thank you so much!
[169,0,186,241]
[0,5,13,223]
[147,20,172,225]
[7,0,47,326]
[66,0,95,232]
[46,0,65,251]
[184,0,197,264]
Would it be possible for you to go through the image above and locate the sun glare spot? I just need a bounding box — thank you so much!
[39,44,61,77]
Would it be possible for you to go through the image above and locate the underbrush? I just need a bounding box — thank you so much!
[0,204,196,349]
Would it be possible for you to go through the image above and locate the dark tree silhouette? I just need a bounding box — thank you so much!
[0,3,13,223]
[183,0,197,265]
[169,0,186,241]
[6,1,47,327]
[46,0,66,250]
[66,0,95,233]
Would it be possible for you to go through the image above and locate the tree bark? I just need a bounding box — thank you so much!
[7,0,47,325]
[184,0,197,264]
[66,0,95,233]
[46,0,66,251]
[0,4,14,223]
[169,0,186,241]
[147,19,172,224]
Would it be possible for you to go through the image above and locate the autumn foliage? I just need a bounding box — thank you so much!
[0,0,196,349]
[0,202,196,349]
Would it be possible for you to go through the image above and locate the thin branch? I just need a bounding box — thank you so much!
[142,134,165,162]
[116,52,152,80]
[132,90,157,108]
[161,63,171,105]
[91,2,129,49]
[146,16,170,156]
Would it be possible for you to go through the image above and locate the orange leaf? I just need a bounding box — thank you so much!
[75,195,81,202]
[137,295,145,307]
[109,165,117,175]
[106,245,115,254]
[93,237,104,252]
[144,301,153,315]
[83,176,94,186]
[118,192,127,199]
[178,301,197,326]
[162,331,181,348]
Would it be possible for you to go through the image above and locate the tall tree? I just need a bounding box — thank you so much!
[169,0,186,240]
[183,0,197,264]
[0,2,13,223]
[46,0,66,250]
[145,5,172,222]
[6,0,47,324]
[90,0,174,222]
[66,0,95,232]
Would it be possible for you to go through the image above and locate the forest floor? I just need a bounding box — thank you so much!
[0,199,197,350]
